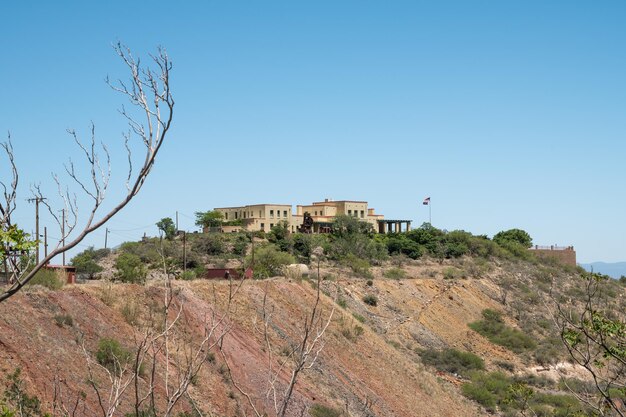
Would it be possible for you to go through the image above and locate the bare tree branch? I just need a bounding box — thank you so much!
[0,43,174,302]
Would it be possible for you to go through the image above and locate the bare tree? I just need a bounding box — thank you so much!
[0,42,174,302]
[551,271,626,416]
[82,271,245,417]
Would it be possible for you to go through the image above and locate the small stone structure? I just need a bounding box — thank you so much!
[528,245,576,266]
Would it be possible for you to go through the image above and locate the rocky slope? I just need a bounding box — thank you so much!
[0,257,621,416]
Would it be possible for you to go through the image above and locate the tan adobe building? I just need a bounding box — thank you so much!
[296,199,386,233]
[213,199,411,234]
[214,204,303,233]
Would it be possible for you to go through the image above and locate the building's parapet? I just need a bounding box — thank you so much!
[529,245,577,266]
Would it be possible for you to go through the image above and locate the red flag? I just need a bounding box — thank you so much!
[422,197,430,205]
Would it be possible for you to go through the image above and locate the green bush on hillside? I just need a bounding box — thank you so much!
[420,348,484,377]
[309,403,342,417]
[96,338,132,375]
[469,309,536,353]
[246,244,295,278]
[71,246,109,279]
[115,252,147,283]
[28,268,63,290]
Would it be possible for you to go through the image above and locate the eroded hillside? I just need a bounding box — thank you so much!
[2,253,624,417]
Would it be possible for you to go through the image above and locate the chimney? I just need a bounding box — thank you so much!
[368,208,375,216]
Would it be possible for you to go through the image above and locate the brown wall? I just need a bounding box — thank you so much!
[529,248,577,266]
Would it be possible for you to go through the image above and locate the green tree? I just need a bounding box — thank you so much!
[246,244,295,278]
[493,228,532,248]
[71,246,109,279]
[268,221,293,252]
[331,214,373,237]
[156,217,176,240]
[115,252,147,283]
[194,210,224,229]
[556,271,626,416]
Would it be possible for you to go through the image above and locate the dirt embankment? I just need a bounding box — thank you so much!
[0,267,523,417]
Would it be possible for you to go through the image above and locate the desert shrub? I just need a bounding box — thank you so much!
[362,294,378,306]
[119,240,162,265]
[383,267,407,280]
[341,324,364,341]
[513,374,554,389]
[309,403,342,417]
[192,234,225,256]
[54,314,73,327]
[115,252,147,283]
[420,348,484,377]
[534,337,563,366]
[231,234,249,256]
[469,309,536,353]
[496,361,515,372]
[246,244,295,278]
[385,235,422,259]
[179,270,197,281]
[352,313,366,323]
[120,299,138,325]
[28,268,63,290]
[462,371,511,412]
[3,368,46,417]
[443,267,460,280]
[96,338,132,375]
[342,254,371,277]
[493,229,532,248]
[71,246,108,279]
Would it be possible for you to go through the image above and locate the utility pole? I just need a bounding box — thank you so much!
[104,228,109,249]
[61,209,66,266]
[182,231,187,273]
[27,197,46,264]
[44,227,48,260]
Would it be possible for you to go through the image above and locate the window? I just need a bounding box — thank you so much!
[314,211,317,216]
[283,210,287,218]
[225,213,228,220]
[277,210,281,218]
[360,210,365,218]
[270,223,274,229]
[243,212,246,219]
[261,223,265,230]
[270,210,274,218]
[348,210,352,216]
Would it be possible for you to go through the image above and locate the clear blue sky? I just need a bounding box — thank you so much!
[1,1,625,263]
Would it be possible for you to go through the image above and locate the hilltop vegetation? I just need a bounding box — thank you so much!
[1,219,625,416]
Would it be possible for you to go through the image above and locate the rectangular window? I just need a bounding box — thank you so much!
[314,211,317,216]
[225,213,228,220]
[283,210,287,218]
[348,210,352,216]
[277,210,281,218]
[235,212,238,219]
[270,223,274,229]
[261,223,265,230]
[360,210,365,218]
[270,210,274,218]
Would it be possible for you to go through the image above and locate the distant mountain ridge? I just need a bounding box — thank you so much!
[580,262,626,278]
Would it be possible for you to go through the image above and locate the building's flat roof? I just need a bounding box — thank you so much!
[215,204,292,209]
[311,200,368,205]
